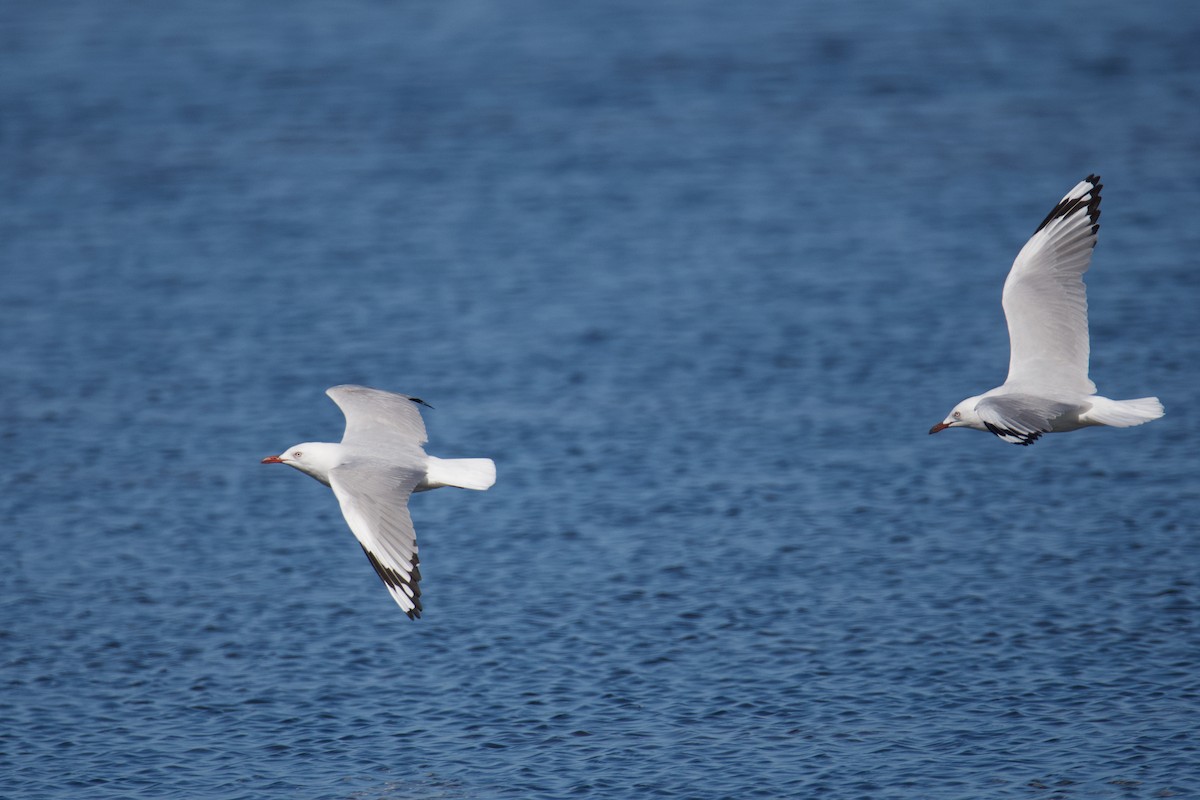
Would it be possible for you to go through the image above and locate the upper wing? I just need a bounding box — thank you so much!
[327,384,430,449]
[329,460,425,619]
[975,394,1075,446]
[1001,176,1101,394]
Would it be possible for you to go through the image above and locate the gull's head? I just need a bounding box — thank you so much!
[930,396,986,435]
[261,442,340,485]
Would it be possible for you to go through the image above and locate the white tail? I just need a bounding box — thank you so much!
[1083,396,1165,428]
[421,457,497,491]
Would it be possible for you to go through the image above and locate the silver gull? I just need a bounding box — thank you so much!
[263,385,495,618]
[930,175,1163,445]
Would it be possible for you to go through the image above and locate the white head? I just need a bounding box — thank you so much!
[261,442,343,485]
[930,395,987,435]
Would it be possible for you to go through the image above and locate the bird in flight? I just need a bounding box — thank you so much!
[263,385,496,618]
[930,175,1163,445]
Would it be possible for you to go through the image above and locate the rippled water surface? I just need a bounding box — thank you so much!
[3,2,1199,798]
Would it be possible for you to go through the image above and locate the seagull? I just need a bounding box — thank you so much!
[262,385,496,618]
[930,175,1163,445]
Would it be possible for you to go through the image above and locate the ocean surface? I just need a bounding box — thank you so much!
[2,2,1198,798]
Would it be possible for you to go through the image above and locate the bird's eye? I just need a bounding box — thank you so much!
[293,451,303,458]
[953,411,961,419]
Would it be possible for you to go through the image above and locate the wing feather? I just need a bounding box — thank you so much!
[326,384,430,449]
[1001,176,1101,394]
[329,461,425,619]
[976,394,1074,446]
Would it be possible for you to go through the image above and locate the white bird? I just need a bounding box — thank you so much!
[930,175,1163,445]
[262,385,496,618]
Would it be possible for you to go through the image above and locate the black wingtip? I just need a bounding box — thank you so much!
[360,545,424,619]
[1034,175,1102,236]
[984,422,1042,446]
[409,396,434,410]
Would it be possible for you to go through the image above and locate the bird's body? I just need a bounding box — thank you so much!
[930,175,1163,445]
[263,385,495,618]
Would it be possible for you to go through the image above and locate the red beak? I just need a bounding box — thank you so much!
[261,455,285,464]
[928,422,950,435]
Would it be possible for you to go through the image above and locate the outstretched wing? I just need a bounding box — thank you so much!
[1001,176,1101,395]
[327,384,430,449]
[329,460,425,619]
[975,394,1075,446]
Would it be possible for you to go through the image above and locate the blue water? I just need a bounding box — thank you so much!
[3,1,1198,798]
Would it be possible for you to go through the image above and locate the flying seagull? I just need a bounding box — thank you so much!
[930,175,1163,445]
[263,385,496,618]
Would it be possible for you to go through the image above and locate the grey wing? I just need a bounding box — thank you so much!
[329,461,425,619]
[327,384,429,448]
[975,394,1075,446]
[1001,176,1100,395]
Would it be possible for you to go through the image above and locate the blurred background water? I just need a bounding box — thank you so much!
[2,1,1198,798]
